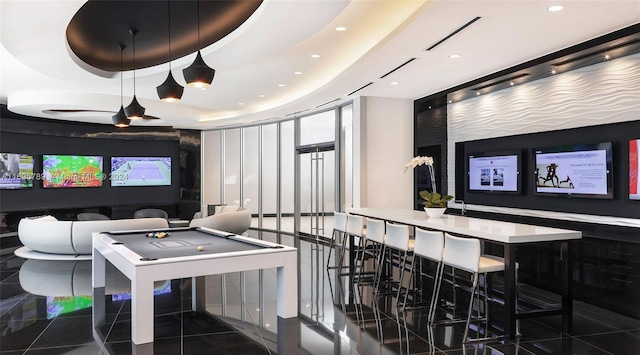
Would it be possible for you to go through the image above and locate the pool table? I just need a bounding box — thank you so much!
[92,227,298,344]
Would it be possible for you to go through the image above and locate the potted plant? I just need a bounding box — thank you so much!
[419,190,454,218]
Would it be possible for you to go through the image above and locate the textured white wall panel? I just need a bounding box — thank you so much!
[447,53,640,227]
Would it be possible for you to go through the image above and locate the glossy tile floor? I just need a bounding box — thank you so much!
[1,230,640,354]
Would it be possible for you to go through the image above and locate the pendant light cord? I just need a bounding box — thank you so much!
[130,29,137,95]
[167,0,172,70]
[197,0,201,50]
[120,46,124,105]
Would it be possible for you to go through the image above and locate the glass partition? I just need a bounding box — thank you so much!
[261,124,278,230]
[223,129,241,206]
[242,126,259,227]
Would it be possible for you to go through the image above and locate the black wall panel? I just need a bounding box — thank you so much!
[457,120,640,219]
[0,131,180,212]
[0,106,186,214]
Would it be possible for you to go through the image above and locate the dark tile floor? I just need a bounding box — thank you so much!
[1,230,639,354]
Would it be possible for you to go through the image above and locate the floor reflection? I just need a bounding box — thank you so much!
[1,230,639,354]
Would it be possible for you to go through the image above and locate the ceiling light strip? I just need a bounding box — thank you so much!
[379,58,417,79]
[315,98,341,108]
[552,38,640,66]
[285,109,310,117]
[426,16,481,51]
[470,73,530,91]
[347,82,374,96]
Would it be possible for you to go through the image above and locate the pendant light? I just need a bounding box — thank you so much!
[112,44,131,127]
[156,0,184,101]
[124,29,146,119]
[183,0,215,88]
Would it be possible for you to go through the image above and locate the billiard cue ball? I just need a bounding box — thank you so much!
[197,245,204,251]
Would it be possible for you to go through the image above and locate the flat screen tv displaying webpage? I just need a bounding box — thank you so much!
[0,152,34,189]
[534,142,613,199]
[110,157,171,186]
[467,151,521,193]
[630,138,639,200]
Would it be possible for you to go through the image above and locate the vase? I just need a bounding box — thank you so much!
[424,207,446,218]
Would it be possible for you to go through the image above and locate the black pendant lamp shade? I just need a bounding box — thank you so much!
[183,0,215,88]
[157,71,184,101]
[112,106,129,127]
[124,29,146,119]
[157,0,184,102]
[113,44,130,127]
[183,51,215,88]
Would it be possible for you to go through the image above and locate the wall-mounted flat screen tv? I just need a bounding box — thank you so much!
[0,153,34,189]
[630,138,639,201]
[533,142,613,199]
[110,157,171,186]
[42,155,103,188]
[467,150,521,194]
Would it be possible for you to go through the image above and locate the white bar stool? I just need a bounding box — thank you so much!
[339,214,367,278]
[438,233,506,342]
[357,218,386,291]
[403,227,444,321]
[327,211,348,269]
[384,221,414,306]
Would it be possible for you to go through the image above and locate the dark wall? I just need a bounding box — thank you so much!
[457,120,640,220]
[0,105,200,221]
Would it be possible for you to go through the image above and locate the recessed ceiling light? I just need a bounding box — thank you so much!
[294,71,302,75]
[310,54,320,58]
[547,5,564,12]
[335,26,347,31]
[449,54,461,59]
[391,81,399,85]
[278,84,286,87]
[258,94,265,98]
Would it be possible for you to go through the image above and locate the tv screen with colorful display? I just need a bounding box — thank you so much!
[630,139,639,201]
[0,153,34,189]
[533,142,613,199]
[42,155,103,188]
[110,157,171,186]
[467,150,521,194]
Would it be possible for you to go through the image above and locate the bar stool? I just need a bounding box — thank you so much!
[384,222,414,306]
[338,214,367,277]
[326,211,348,269]
[356,218,386,291]
[403,228,444,321]
[437,233,505,342]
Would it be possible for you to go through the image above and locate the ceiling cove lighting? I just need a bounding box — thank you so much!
[157,0,184,102]
[113,44,130,128]
[124,29,146,120]
[183,0,215,88]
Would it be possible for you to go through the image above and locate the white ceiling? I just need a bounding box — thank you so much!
[1,0,639,130]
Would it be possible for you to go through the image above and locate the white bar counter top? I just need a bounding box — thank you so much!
[348,207,582,244]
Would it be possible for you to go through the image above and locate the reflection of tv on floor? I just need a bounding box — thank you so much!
[630,139,639,201]
[467,150,521,194]
[110,157,171,186]
[0,152,34,189]
[534,142,613,199]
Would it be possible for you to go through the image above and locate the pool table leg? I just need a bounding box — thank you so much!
[131,272,155,344]
[277,252,299,318]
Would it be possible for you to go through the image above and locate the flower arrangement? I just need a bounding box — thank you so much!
[404,156,454,208]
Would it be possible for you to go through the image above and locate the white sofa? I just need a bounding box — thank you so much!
[189,206,251,235]
[18,215,169,255]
